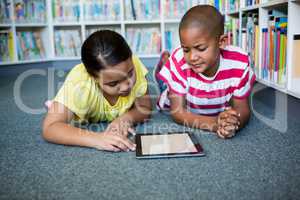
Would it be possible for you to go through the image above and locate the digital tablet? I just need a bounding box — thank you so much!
[135,132,205,159]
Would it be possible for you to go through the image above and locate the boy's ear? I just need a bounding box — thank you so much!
[218,34,228,48]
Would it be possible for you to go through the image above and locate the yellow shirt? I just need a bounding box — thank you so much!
[54,56,148,122]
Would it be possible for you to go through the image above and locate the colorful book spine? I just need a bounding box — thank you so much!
[164,0,207,19]
[292,35,300,79]
[54,29,81,57]
[126,27,161,54]
[14,0,46,23]
[243,13,259,75]
[83,0,120,21]
[0,31,14,62]
[16,31,45,61]
[0,0,11,23]
[225,17,240,46]
[125,0,160,20]
[52,0,80,22]
[165,25,180,51]
[86,27,121,38]
[260,10,287,85]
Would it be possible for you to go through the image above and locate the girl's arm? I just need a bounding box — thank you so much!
[168,91,218,132]
[120,90,152,124]
[42,102,136,151]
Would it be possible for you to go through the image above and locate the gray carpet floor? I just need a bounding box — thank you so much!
[0,67,299,200]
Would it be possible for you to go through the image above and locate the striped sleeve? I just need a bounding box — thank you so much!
[157,50,188,95]
[233,65,256,99]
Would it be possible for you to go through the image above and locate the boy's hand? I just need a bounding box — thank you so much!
[92,132,136,152]
[216,107,240,139]
[106,118,134,137]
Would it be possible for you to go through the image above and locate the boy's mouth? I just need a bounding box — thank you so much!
[190,63,205,69]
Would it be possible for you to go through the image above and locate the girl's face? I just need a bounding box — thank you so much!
[180,27,225,77]
[97,57,136,97]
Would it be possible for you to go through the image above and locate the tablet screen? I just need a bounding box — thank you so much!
[141,133,198,155]
[136,132,205,159]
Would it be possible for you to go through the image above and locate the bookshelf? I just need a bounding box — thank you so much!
[0,0,204,65]
[0,0,300,99]
[222,0,300,99]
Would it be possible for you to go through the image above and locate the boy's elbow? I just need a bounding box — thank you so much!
[170,111,184,125]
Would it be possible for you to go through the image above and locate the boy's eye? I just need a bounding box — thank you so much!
[197,47,207,52]
[183,48,189,53]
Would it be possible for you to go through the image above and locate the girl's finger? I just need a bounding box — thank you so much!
[105,144,121,152]
[113,135,136,151]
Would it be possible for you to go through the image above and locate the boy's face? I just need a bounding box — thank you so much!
[180,27,224,76]
[97,57,136,98]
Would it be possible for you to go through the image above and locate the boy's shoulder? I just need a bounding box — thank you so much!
[221,45,248,63]
[169,46,189,70]
[220,45,249,70]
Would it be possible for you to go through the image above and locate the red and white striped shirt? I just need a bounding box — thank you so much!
[157,45,256,116]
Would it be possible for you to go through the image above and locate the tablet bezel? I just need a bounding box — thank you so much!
[135,132,205,159]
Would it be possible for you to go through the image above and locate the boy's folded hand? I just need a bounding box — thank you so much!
[216,107,240,139]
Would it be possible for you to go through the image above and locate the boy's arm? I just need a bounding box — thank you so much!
[168,91,218,132]
[42,102,135,151]
[231,97,250,129]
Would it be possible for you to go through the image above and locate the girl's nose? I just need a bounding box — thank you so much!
[120,79,131,92]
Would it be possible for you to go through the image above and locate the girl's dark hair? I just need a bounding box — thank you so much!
[81,30,132,77]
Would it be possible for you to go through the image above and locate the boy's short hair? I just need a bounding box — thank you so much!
[81,30,132,77]
[179,5,224,38]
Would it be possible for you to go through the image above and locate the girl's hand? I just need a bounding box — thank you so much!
[92,132,136,152]
[216,107,240,139]
[106,119,134,137]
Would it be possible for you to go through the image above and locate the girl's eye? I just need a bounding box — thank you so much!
[128,70,134,77]
[107,82,118,87]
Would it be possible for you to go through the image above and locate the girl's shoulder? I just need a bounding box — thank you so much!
[65,63,93,83]
[132,55,148,77]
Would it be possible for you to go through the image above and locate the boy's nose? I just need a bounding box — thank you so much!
[189,50,199,62]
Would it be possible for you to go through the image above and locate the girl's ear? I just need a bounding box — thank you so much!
[218,34,228,48]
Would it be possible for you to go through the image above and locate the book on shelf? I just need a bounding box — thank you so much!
[228,0,240,12]
[292,35,300,79]
[0,30,14,62]
[165,0,207,19]
[165,25,180,52]
[224,17,240,46]
[16,31,46,61]
[86,26,121,38]
[83,0,120,21]
[126,27,161,54]
[14,0,46,23]
[52,0,80,22]
[261,10,287,85]
[244,13,259,75]
[125,0,160,21]
[0,0,11,23]
[54,29,81,57]
[208,0,226,13]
